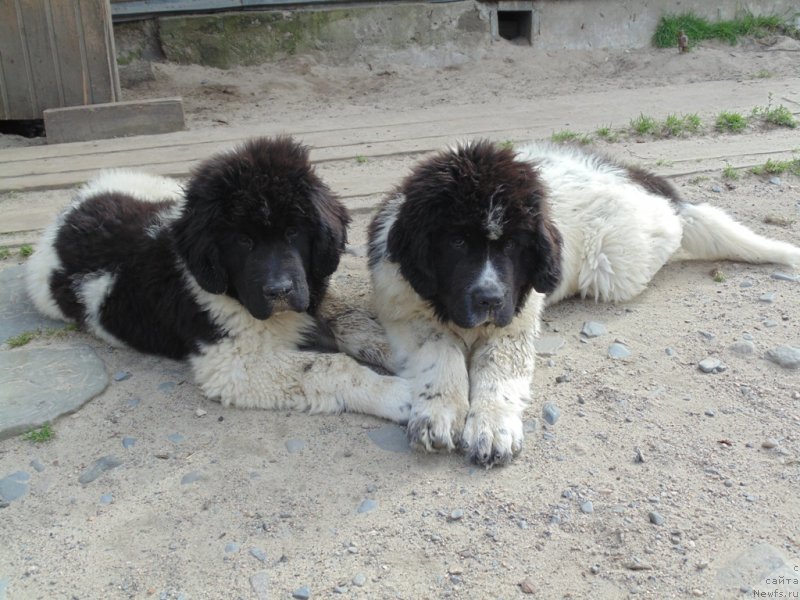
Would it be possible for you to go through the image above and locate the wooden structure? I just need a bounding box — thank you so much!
[0,0,121,120]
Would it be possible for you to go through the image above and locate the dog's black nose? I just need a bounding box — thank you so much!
[263,280,293,298]
[472,287,504,311]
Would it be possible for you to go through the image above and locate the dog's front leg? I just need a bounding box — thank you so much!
[384,319,469,452]
[461,302,541,467]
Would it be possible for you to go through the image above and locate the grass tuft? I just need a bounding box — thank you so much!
[24,423,54,443]
[653,12,788,48]
[750,158,800,176]
[630,114,659,136]
[715,111,747,133]
[355,155,368,164]
[498,140,515,150]
[6,331,35,348]
[0,247,10,260]
[19,244,34,258]
[711,268,727,283]
[722,164,739,180]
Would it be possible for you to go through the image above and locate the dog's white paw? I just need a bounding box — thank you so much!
[461,406,524,468]
[406,400,467,452]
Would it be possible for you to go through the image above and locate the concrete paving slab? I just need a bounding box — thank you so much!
[0,345,109,441]
[0,265,67,345]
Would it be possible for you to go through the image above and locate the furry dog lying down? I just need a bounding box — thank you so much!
[368,141,800,467]
[26,137,411,423]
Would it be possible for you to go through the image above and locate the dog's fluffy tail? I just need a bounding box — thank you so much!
[675,202,800,268]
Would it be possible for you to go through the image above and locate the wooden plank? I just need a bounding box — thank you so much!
[48,2,91,107]
[43,97,185,144]
[0,2,33,119]
[77,0,118,104]
[19,0,63,116]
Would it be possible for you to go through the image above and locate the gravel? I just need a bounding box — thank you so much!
[698,358,726,373]
[352,573,367,587]
[78,456,122,484]
[581,500,594,514]
[357,499,378,513]
[285,439,306,454]
[542,402,561,425]
[607,343,631,359]
[649,511,665,526]
[765,346,800,369]
[580,321,607,338]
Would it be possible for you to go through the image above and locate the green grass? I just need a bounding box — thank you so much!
[754,70,772,79]
[498,140,515,150]
[660,113,703,137]
[6,331,35,348]
[750,158,800,176]
[715,111,748,133]
[630,114,659,135]
[711,268,727,283]
[653,12,789,48]
[551,130,579,143]
[355,155,368,164]
[722,164,739,180]
[594,126,619,142]
[19,244,34,258]
[24,423,54,443]
[752,103,797,128]
[0,247,10,260]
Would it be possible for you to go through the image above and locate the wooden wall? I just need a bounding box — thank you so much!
[0,0,121,120]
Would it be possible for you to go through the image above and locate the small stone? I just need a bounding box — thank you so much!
[127,397,140,408]
[449,508,464,521]
[357,499,378,514]
[285,439,306,454]
[761,438,778,449]
[519,578,535,594]
[194,408,207,417]
[0,474,29,502]
[665,347,675,356]
[249,547,267,562]
[698,330,715,341]
[113,371,132,382]
[581,500,594,514]
[224,542,240,554]
[634,447,645,463]
[555,372,571,383]
[763,319,779,328]
[704,410,715,417]
[759,292,777,303]
[121,437,136,449]
[729,341,754,355]
[534,336,565,356]
[607,343,631,359]
[542,402,561,425]
[78,455,122,484]
[624,559,653,571]
[648,511,665,526]
[590,565,600,575]
[352,573,366,587]
[691,589,705,597]
[711,184,722,193]
[765,346,800,369]
[768,176,782,185]
[333,586,348,594]
[292,586,310,600]
[580,321,607,338]
[250,573,270,600]
[740,278,755,288]
[698,358,725,373]
[771,271,799,282]
[99,493,113,505]
[158,381,177,393]
[181,471,204,485]
[29,458,45,472]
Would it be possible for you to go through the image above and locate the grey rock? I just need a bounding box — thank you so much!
[29,458,45,472]
[542,402,561,425]
[768,176,782,185]
[181,471,204,485]
[648,511,665,525]
[771,271,799,282]
[333,586,348,594]
[292,586,311,600]
[0,345,109,441]
[765,346,800,369]
[704,410,715,417]
[167,433,184,444]
[729,341,755,355]
[0,473,29,502]
[224,542,239,554]
[608,343,631,359]
[534,336,565,356]
[0,578,7,600]
[127,397,141,408]
[698,330,716,341]
[366,425,411,453]
[285,439,306,454]
[357,499,378,514]
[449,508,464,521]
[158,381,177,394]
[249,547,267,562]
[581,500,594,514]
[352,573,367,587]
[122,437,137,449]
[580,321,607,338]
[740,278,755,288]
[78,455,122,484]
[761,438,778,449]
[250,571,269,600]
[759,292,777,303]
[113,371,132,382]
[763,319,779,328]
[698,358,726,373]
[711,184,722,193]
[99,493,113,505]
[665,347,675,356]
[0,265,68,344]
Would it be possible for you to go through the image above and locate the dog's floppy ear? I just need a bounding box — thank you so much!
[525,215,562,295]
[172,189,228,295]
[386,200,438,300]
[309,183,349,285]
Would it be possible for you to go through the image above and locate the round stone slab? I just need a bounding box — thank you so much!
[0,345,109,440]
[0,265,68,345]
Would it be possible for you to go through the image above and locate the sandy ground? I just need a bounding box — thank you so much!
[1,34,800,599]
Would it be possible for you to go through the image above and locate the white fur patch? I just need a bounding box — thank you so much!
[485,187,506,240]
[25,218,67,321]
[76,271,125,347]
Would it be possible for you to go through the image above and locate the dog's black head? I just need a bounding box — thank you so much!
[383,140,562,329]
[172,136,349,319]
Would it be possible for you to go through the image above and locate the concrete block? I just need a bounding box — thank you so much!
[43,97,184,144]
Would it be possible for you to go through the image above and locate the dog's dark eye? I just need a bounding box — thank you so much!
[450,237,466,249]
[285,227,299,242]
[236,234,253,251]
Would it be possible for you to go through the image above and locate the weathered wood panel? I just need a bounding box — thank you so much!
[0,0,119,120]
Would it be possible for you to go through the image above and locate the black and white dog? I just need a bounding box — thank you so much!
[26,137,411,422]
[368,140,800,467]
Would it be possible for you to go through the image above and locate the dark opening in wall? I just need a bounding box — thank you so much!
[497,10,532,44]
